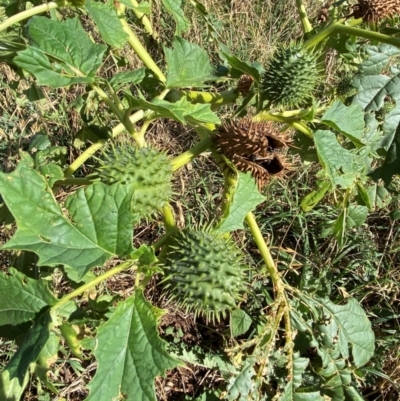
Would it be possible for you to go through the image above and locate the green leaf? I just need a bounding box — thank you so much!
[313,130,357,188]
[300,181,331,212]
[346,205,368,228]
[118,0,150,12]
[216,172,266,233]
[219,44,260,81]
[0,312,52,401]
[109,68,146,89]
[366,184,392,210]
[226,361,256,401]
[86,290,180,401]
[125,95,220,125]
[333,209,346,249]
[321,101,365,145]
[85,0,128,48]
[280,383,324,401]
[165,37,216,88]
[160,0,190,35]
[356,182,372,210]
[0,153,136,280]
[0,268,56,326]
[230,310,252,337]
[14,17,106,87]
[60,323,83,359]
[317,298,375,367]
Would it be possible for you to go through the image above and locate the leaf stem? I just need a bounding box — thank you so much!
[129,0,158,40]
[166,89,239,106]
[162,204,177,233]
[171,135,213,171]
[295,0,313,33]
[0,1,63,32]
[117,5,166,82]
[52,261,135,310]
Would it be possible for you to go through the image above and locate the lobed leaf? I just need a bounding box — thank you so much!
[85,0,128,48]
[216,172,266,233]
[0,153,136,280]
[165,37,216,88]
[0,268,56,326]
[86,290,180,401]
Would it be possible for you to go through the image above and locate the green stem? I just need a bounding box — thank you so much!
[0,1,63,32]
[245,212,280,285]
[334,24,400,47]
[129,0,158,40]
[167,89,239,107]
[295,0,313,33]
[171,136,213,171]
[54,177,93,186]
[304,21,337,49]
[117,6,166,82]
[52,261,135,310]
[64,110,145,177]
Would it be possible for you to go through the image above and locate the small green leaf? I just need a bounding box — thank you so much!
[109,68,146,89]
[333,209,346,249]
[165,37,216,88]
[85,0,129,48]
[226,361,256,401]
[0,268,56,326]
[356,182,372,210]
[160,0,190,35]
[0,312,52,401]
[14,16,106,87]
[366,184,392,210]
[216,172,266,233]
[60,323,83,359]
[125,95,220,125]
[118,0,150,12]
[230,310,252,337]
[300,181,331,212]
[0,153,137,280]
[321,101,365,145]
[346,205,368,228]
[86,290,180,401]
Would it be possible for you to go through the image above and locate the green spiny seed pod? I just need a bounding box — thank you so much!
[336,76,357,98]
[161,229,247,322]
[94,145,173,218]
[261,44,320,108]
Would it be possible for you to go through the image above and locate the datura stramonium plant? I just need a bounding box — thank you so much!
[161,228,248,322]
[94,145,173,219]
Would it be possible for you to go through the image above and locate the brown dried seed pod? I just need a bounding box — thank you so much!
[353,0,400,22]
[237,74,254,96]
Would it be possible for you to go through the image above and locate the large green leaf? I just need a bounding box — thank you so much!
[125,95,220,125]
[216,172,266,233]
[86,290,180,401]
[313,130,358,188]
[14,16,106,87]
[0,312,52,401]
[0,153,136,280]
[165,37,216,88]
[160,0,190,35]
[316,298,375,368]
[85,0,128,48]
[0,268,56,326]
[352,44,400,184]
[321,101,365,145]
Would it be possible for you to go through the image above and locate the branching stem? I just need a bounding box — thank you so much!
[171,136,213,171]
[295,0,313,33]
[52,261,135,310]
[0,1,63,32]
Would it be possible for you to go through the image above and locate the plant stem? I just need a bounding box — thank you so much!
[54,177,93,186]
[304,21,337,49]
[0,1,63,32]
[245,212,280,285]
[167,89,239,107]
[295,0,313,33]
[129,0,158,40]
[117,5,166,82]
[52,261,135,310]
[171,136,213,171]
[64,110,145,177]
